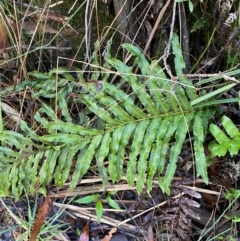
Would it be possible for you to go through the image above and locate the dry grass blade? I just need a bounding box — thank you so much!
[180,185,221,196]
[50,182,137,198]
[0,199,28,230]
[53,202,143,234]
[118,192,185,226]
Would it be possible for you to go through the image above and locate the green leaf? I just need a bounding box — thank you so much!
[137,118,160,194]
[40,134,86,143]
[54,144,86,186]
[122,43,150,76]
[106,195,121,210]
[75,194,100,204]
[231,216,240,222]
[208,141,229,157]
[96,132,111,185]
[96,200,103,221]
[2,131,33,146]
[102,40,112,82]
[10,165,19,200]
[193,110,208,183]
[221,116,239,138]
[104,82,148,119]
[191,83,236,106]
[188,1,194,12]
[82,96,123,126]
[146,69,170,113]
[70,135,102,190]
[58,90,72,122]
[225,189,240,200]
[115,123,136,181]
[209,124,229,145]
[28,71,49,79]
[1,167,11,196]
[92,40,100,80]
[39,149,54,185]
[39,103,56,120]
[34,112,49,126]
[45,121,102,136]
[97,95,134,122]
[127,120,150,186]
[49,67,73,76]
[43,149,60,185]
[109,125,125,182]
[20,120,40,141]
[229,136,240,156]
[0,189,7,198]
[174,85,192,111]
[107,58,159,116]
[157,116,178,178]
[163,114,192,194]
[29,152,44,195]
[0,146,23,158]
[172,32,185,76]
[147,142,161,193]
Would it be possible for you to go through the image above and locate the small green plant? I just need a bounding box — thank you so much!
[74,191,121,221]
[196,188,240,240]
[227,46,240,69]
[209,116,240,157]
[191,15,210,32]
[207,116,240,240]
[0,195,67,241]
[176,0,203,12]
[225,188,240,200]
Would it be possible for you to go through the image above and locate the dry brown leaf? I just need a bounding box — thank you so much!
[0,56,16,69]
[22,21,58,35]
[0,6,9,50]
[182,197,200,208]
[26,10,68,23]
[182,160,193,172]
[0,6,16,69]
[1,102,21,123]
[101,227,117,241]
[146,224,154,241]
[30,196,53,241]
[181,205,200,220]
[182,187,202,199]
[38,10,68,23]
[24,9,77,34]
[77,221,89,241]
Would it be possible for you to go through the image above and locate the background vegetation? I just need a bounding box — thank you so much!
[0,0,240,240]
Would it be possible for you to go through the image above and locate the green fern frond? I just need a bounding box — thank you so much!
[193,109,208,181]
[0,38,223,199]
[172,32,196,100]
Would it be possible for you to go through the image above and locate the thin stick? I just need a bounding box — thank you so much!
[144,0,171,53]
[53,202,142,233]
[118,192,185,226]
[163,0,177,81]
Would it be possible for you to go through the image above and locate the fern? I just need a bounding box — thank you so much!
[0,37,222,198]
